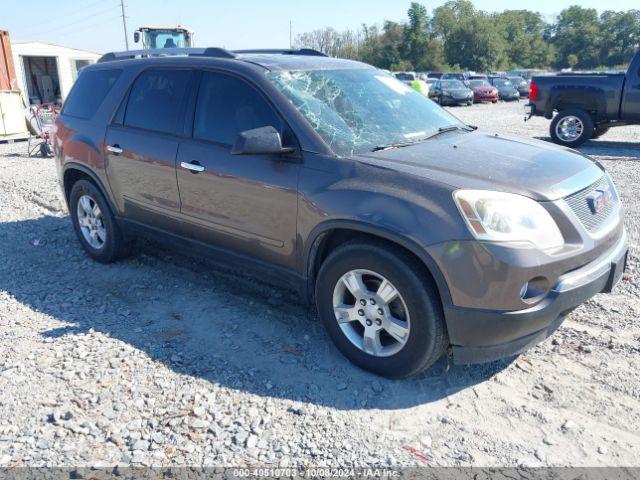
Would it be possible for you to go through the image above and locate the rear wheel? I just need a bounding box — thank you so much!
[315,241,448,378]
[550,109,594,147]
[69,179,131,263]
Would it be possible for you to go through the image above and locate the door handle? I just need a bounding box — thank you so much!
[180,161,205,173]
[106,144,123,155]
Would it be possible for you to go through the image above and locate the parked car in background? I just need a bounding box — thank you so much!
[441,72,466,81]
[467,79,498,103]
[429,79,474,106]
[489,77,520,101]
[527,49,640,147]
[427,71,444,79]
[467,74,488,81]
[508,76,530,97]
[508,69,549,82]
[393,71,430,96]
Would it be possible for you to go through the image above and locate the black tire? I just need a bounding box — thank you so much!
[437,95,443,105]
[315,241,448,378]
[69,179,131,263]
[592,125,610,139]
[550,109,594,147]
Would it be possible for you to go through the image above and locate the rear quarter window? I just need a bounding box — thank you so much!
[62,69,122,119]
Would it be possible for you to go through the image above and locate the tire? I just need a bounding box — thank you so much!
[438,95,443,105]
[69,179,131,263]
[315,241,448,378]
[550,109,594,147]
[592,125,610,139]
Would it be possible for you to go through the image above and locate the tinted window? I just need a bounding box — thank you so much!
[124,69,192,134]
[194,72,282,145]
[63,69,121,119]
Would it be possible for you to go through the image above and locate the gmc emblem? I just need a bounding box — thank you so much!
[587,188,612,214]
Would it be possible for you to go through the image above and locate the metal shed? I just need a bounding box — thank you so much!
[11,41,100,105]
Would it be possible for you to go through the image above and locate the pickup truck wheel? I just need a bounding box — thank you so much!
[315,241,448,378]
[592,125,610,139]
[69,179,131,263]
[550,109,594,147]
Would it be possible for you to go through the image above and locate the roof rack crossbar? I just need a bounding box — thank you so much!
[232,48,327,57]
[98,47,236,63]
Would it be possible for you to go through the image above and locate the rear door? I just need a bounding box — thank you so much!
[104,68,193,231]
[175,70,300,268]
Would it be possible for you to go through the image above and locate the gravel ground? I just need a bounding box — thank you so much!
[0,100,638,468]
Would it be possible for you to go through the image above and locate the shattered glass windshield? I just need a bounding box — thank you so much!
[267,68,462,156]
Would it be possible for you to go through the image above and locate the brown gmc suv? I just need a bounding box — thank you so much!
[55,48,628,378]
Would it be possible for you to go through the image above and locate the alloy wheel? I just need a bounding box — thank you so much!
[76,194,107,249]
[556,115,584,142]
[332,269,410,357]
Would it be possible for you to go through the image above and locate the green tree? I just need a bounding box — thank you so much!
[599,10,640,67]
[492,10,554,68]
[567,54,579,68]
[551,6,602,69]
[433,1,505,71]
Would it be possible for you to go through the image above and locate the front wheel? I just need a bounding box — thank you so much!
[315,241,448,378]
[550,109,594,147]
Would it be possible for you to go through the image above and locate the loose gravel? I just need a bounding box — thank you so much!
[0,100,638,468]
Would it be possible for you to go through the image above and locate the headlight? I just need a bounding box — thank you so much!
[454,190,564,251]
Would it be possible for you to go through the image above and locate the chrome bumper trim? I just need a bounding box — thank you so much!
[554,230,627,292]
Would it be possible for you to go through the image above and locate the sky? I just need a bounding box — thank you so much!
[2,0,639,54]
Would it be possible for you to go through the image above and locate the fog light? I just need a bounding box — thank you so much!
[520,277,550,304]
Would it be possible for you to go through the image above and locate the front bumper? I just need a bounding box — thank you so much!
[474,94,498,102]
[442,96,473,105]
[446,231,628,364]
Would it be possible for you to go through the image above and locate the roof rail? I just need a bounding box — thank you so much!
[98,47,235,63]
[232,48,327,57]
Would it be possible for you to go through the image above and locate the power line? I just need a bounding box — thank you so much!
[14,3,119,38]
[12,0,115,33]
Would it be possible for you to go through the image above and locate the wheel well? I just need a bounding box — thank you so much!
[63,168,91,201]
[310,228,442,302]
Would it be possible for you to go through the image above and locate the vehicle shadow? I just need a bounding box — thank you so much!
[1,215,512,410]
[535,136,640,160]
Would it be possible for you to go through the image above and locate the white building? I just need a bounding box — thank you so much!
[11,41,101,105]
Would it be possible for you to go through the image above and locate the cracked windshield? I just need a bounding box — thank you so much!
[267,68,462,156]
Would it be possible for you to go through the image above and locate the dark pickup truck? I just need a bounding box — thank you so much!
[527,49,640,147]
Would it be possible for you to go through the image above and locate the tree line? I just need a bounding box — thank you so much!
[294,1,640,72]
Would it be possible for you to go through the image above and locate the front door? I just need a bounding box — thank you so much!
[621,64,640,123]
[105,68,193,231]
[176,71,300,268]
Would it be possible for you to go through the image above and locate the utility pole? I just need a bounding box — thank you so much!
[289,20,292,49]
[120,0,129,51]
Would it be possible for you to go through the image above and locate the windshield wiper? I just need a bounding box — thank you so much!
[371,141,420,152]
[371,125,474,152]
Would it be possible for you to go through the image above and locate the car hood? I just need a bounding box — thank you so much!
[356,131,603,201]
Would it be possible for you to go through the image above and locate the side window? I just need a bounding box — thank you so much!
[63,69,121,119]
[193,71,283,146]
[124,69,192,134]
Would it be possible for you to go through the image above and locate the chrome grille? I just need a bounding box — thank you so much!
[564,175,617,233]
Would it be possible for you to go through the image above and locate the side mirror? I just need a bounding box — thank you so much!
[231,126,294,156]
[133,31,140,43]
